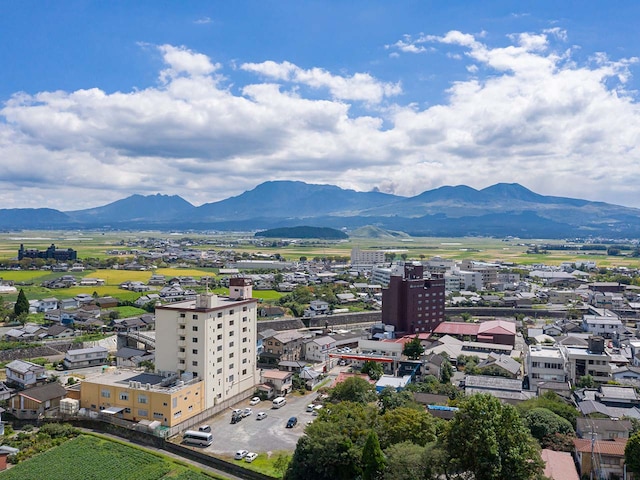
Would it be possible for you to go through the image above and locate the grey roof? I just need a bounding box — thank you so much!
[576,417,633,435]
[599,385,639,401]
[464,375,523,391]
[115,347,147,359]
[66,346,108,355]
[6,360,42,374]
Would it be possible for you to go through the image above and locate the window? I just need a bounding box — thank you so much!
[192,361,198,366]
[138,395,147,404]
[217,368,222,374]
[173,410,182,418]
[217,345,222,351]
[242,369,247,375]
[229,331,234,337]
[242,358,247,364]
[229,353,234,358]
[192,337,198,343]
[192,314,198,320]
[217,334,222,340]
[242,348,247,353]
[179,359,185,364]
[229,320,235,326]
[228,374,234,382]
[229,363,234,369]
[192,326,198,331]
[192,349,198,354]
[242,327,247,332]
[101,389,111,398]
[119,392,128,401]
[179,336,185,341]
[229,341,234,347]
[138,409,148,417]
[242,317,247,323]
[217,323,222,329]
[179,324,185,329]
[217,313,222,318]
[124,408,131,413]
[172,398,178,408]
[217,357,222,363]
[230,309,234,314]
[243,306,248,312]
[179,313,185,318]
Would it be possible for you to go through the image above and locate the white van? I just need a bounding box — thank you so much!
[272,397,287,409]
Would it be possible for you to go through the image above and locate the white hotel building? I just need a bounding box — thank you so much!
[155,278,259,409]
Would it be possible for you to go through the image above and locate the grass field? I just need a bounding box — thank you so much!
[0,434,224,480]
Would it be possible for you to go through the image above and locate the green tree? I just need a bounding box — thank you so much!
[522,407,574,448]
[626,432,640,475]
[361,430,385,480]
[402,336,424,360]
[441,359,454,384]
[14,288,29,316]
[376,406,437,449]
[381,441,427,480]
[377,387,415,414]
[362,360,384,381]
[273,453,291,479]
[576,374,596,388]
[329,377,377,404]
[447,394,544,480]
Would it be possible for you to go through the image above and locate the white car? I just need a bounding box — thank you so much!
[249,396,261,406]
[306,404,316,412]
[234,449,249,460]
[245,452,258,463]
[242,407,253,417]
[256,411,268,420]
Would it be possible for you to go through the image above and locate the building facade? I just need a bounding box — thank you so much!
[381,264,445,335]
[154,280,258,410]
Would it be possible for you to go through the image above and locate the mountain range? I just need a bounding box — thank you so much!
[2,181,639,238]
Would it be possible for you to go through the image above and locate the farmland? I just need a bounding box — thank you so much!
[0,434,224,480]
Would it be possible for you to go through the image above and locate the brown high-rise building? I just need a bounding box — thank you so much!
[382,263,445,336]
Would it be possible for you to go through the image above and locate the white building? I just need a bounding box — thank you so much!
[63,346,109,370]
[582,315,624,339]
[305,336,336,363]
[351,247,386,268]
[526,345,567,391]
[155,278,259,410]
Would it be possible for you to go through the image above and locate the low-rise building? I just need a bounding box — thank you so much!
[63,346,109,370]
[80,370,204,427]
[526,345,567,391]
[7,383,67,419]
[5,360,47,389]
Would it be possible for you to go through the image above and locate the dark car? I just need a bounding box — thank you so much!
[286,416,298,428]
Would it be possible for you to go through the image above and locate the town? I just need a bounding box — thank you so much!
[0,235,638,479]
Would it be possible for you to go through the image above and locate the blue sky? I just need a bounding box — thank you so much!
[1,1,640,210]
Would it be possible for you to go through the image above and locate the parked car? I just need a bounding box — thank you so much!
[249,397,261,406]
[256,412,268,420]
[234,450,249,460]
[245,452,258,463]
[198,425,211,433]
[286,416,298,428]
[243,408,253,417]
[306,404,316,413]
[312,405,323,416]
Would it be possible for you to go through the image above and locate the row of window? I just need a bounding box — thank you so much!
[179,307,249,320]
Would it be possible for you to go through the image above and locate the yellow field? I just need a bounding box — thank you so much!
[155,267,217,278]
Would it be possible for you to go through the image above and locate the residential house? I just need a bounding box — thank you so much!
[260,369,294,396]
[573,438,627,480]
[45,325,75,339]
[258,306,286,318]
[37,297,59,312]
[304,336,336,363]
[63,346,109,370]
[477,353,521,378]
[7,383,67,419]
[79,278,105,287]
[463,375,534,404]
[134,293,160,308]
[303,300,330,317]
[94,296,118,308]
[259,331,306,366]
[582,315,624,339]
[5,360,47,389]
[114,347,152,368]
[59,298,79,310]
[561,337,613,385]
[576,418,634,441]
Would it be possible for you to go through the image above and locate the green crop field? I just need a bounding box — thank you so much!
[0,434,224,480]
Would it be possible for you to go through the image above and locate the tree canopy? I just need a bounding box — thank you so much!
[402,336,424,360]
[626,432,640,475]
[446,394,544,480]
[328,377,377,404]
[14,288,29,316]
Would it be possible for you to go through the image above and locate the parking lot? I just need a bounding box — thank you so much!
[203,392,321,456]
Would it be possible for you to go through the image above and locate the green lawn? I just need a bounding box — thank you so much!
[0,434,225,480]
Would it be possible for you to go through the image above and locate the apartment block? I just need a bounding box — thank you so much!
[526,345,567,391]
[155,279,258,410]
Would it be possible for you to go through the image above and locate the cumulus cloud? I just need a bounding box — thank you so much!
[1,31,640,210]
[240,60,401,104]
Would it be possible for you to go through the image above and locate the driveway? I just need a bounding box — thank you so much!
[204,392,319,456]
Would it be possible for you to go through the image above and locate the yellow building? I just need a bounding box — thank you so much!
[80,370,204,427]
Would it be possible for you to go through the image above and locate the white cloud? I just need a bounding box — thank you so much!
[2,31,640,211]
[240,60,401,104]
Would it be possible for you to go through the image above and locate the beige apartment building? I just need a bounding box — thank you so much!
[154,278,259,409]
